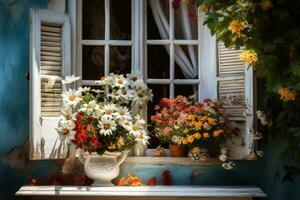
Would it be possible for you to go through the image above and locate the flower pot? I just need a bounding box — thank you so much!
[169,144,187,157]
[80,151,128,186]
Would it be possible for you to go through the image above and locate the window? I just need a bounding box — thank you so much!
[29,1,255,160]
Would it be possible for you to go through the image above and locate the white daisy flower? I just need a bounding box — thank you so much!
[98,117,117,136]
[95,75,114,86]
[62,75,81,85]
[62,89,82,107]
[56,119,75,139]
[44,77,56,91]
[222,161,235,170]
[78,86,91,93]
[91,89,103,94]
[135,131,150,145]
[114,106,132,120]
[101,103,117,117]
[119,120,133,131]
[129,117,146,136]
[113,74,129,88]
[79,100,98,115]
[61,107,76,121]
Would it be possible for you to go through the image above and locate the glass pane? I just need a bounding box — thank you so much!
[147,0,169,39]
[147,45,169,79]
[175,85,198,99]
[175,45,198,79]
[174,3,198,40]
[110,46,131,74]
[110,0,131,40]
[147,84,170,149]
[82,0,105,40]
[82,46,104,80]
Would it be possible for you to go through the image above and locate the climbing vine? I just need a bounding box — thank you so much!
[191,0,300,180]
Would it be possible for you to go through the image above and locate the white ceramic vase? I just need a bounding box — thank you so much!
[81,151,128,186]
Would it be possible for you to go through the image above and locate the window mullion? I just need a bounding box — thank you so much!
[104,0,110,75]
[169,0,174,98]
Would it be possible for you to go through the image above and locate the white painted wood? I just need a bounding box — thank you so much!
[16,186,266,198]
[124,156,219,166]
[30,8,71,160]
[47,0,66,12]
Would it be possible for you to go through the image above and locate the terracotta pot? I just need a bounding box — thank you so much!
[169,144,187,157]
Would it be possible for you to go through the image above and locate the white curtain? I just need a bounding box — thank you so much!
[148,0,198,79]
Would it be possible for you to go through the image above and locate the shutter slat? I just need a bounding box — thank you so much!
[40,22,63,118]
[218,42,246,121]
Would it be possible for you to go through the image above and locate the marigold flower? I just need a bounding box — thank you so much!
[261,0,272,10]
[213,129,223,137]
[193,132,202,139]
[239,50,258,64]
[228,19,248,36]
[203,132,210,138]
[278,87,296,102]
[187,135,195,143]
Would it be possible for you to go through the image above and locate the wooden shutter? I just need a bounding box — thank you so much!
[217,42,255,159]
[30,9,71,160]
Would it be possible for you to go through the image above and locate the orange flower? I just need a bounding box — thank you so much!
[128,173,143,186]
[193,132,202,139]
[278,87,296,102]
[117,177,128,186]
[228,19,248,36]
[213,129,224,137]
[203,132,210,138]
[208,117,217,125]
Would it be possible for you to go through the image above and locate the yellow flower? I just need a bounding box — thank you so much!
[203,132,210,138]
[193,132,202,139]
[240,50,258,64]
[192,147,201,153]
[199,116,207,121]
[228,19,248,36]
[182,139,188,145]
[187,135,195,143]
[213,129,224,137]
[208,117,217,125]
[261,0,272,10]
[187,115,196,121]
[278,87,296,102]
[193,121,202,130]
[183,128,189,134]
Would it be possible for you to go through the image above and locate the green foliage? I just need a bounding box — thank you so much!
[195,0,300,180]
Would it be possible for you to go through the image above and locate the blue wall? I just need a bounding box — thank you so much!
[0,0,299,200]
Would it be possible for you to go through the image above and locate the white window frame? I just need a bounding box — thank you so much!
[75,0,141,87]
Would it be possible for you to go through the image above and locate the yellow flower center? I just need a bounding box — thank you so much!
[106,109,113,115]
[69,95,75,101]
[132,124,139,131]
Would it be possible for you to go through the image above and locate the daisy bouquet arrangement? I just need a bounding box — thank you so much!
[57,74,152,155]
[151,96,233,156]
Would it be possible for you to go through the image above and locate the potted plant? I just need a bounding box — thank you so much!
[151,96,236,161]
[57,74,152,186]
[151,96,196,157]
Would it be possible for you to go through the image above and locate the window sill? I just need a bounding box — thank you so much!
[16,185,267,198]
[123,157,220,166]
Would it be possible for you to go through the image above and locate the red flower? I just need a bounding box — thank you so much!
[87,116,94,124]
[76,111,84,121]
[147,177,157,186]
[90,138,101,148]
[29,178,40,186]
[162,170,172,185]
[176,103,185,110]
[74,132,88,144]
